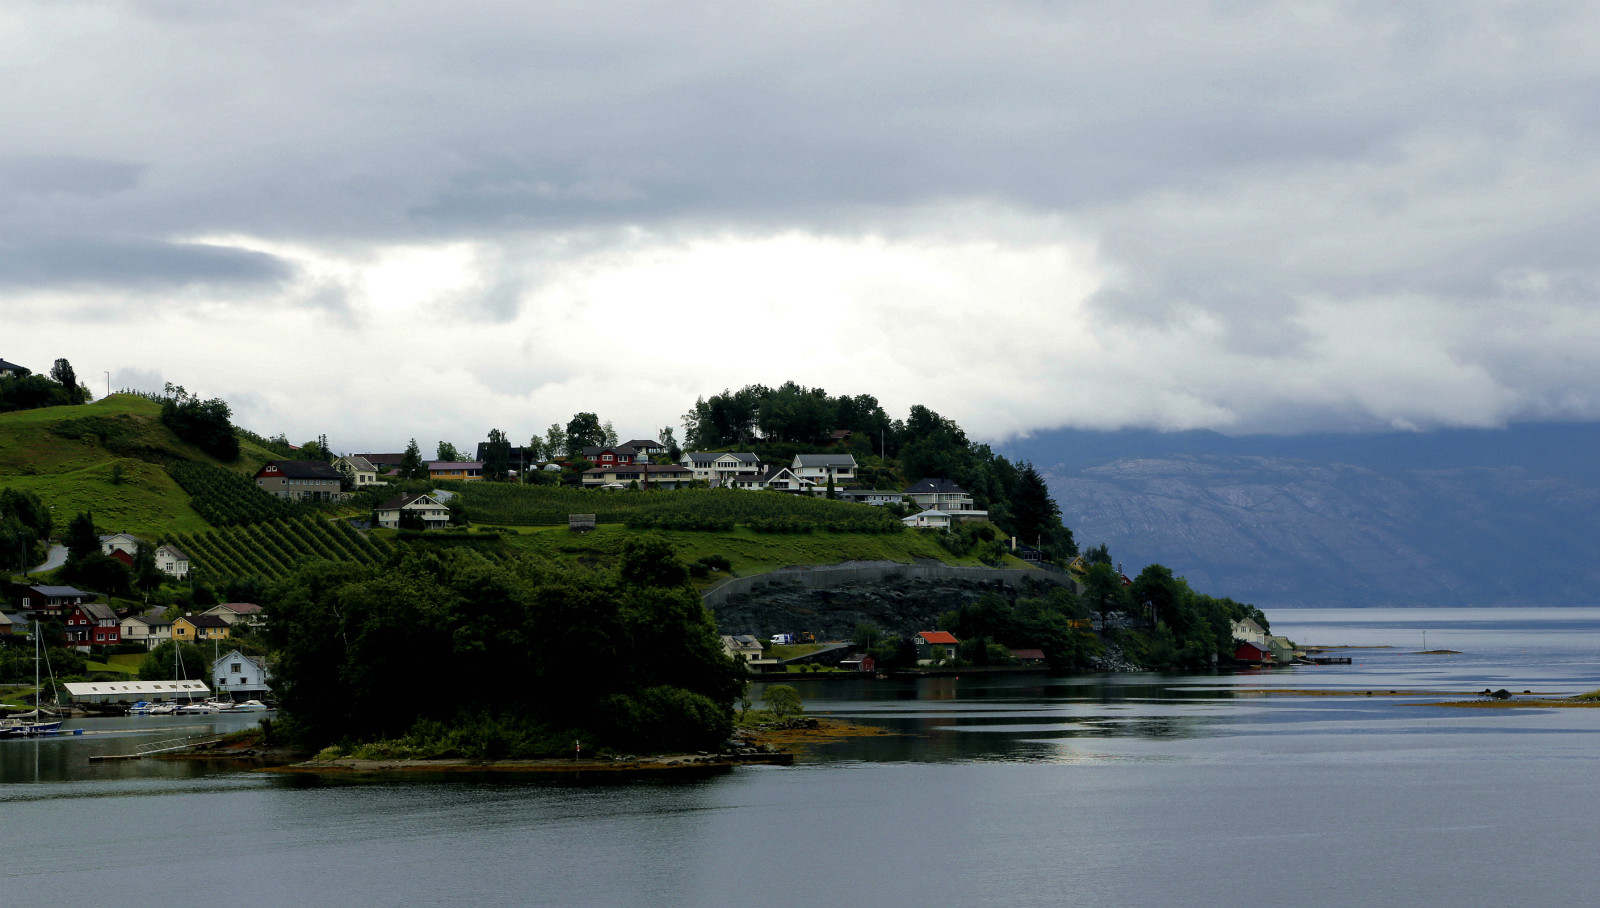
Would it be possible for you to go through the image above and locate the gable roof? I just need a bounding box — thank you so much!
[623,439,665,449]
[918,631,959,645]
[0,358,29,375]
[356,452,406,467]
[427,461,484,470]
[213,602,263,615]
[904,478,968,495]
[376,492,439,511]
[583,464,693,476]
[259,460,343,480]
[156,544,188,560]
[340,455,377,472]
[794,453,857,468]
[26,585,94,598]
[124,609,171,628]
[80,602,119,622]
[179,614,231,629]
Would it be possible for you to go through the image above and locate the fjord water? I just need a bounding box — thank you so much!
[4,607,1599,907]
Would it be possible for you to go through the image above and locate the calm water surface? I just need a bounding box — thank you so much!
[3,607,1598,907]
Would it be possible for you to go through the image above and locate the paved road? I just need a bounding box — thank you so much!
[27,544,67,575]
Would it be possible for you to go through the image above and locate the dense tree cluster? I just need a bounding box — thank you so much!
[0,357,88,412]
[265,537,743,755]
[159,383,239,461]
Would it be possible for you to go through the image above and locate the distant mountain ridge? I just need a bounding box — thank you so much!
[1002,424,1600,608]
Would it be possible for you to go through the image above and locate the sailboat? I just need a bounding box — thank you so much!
[0,629,64,737]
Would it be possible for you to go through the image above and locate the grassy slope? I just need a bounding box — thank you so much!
[489,523,1029,579]
[0,395,281,540]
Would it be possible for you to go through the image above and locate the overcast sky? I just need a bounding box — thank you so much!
[7,1,1600,453]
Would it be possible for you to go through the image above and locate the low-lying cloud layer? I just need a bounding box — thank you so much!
[7,2,1600,450]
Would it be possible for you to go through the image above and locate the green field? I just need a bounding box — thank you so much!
[0,395,284,541]
[483,523,1025,578]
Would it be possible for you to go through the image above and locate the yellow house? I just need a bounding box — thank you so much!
[427,461,484,481]
[172,614,231,642]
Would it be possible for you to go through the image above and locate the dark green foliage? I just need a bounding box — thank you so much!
[762,684,803,718]
[0,363,82,413]
[49,359,87,403]
[938,590,1099,671]
[400,439,426,479]
[619,536,689,588]
[435,441,460,462]
[168,461,303,526]
[0,488,51,571]
[138,640,211,682]
[131,542,164,594]
[482,428,511,481]
[0,645,86,683]
[565,412,605,452]
[1111,563,1275,669]
[266,545,741,754]
[158,384,239,461]
[63,511,100,560]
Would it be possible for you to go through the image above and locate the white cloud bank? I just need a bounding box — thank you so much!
[7,2,1600,450]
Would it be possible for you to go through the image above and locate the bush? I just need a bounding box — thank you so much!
[597,686,732,753]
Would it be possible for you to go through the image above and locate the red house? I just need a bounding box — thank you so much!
[65,602,121,646]
[1234,641,1271,665]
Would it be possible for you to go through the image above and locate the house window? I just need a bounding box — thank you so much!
[231,663,242,673]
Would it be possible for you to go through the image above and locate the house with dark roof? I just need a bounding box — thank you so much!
[375,493,450,529]
[680,452,762,486]
[835,488,904,506]
[335,455,382,488]
[0,358,29,378]
[622,439,667,457]
[15,585,95,617]
[903,478,988,520]
[173,614,231,642]
[65,602,121,646]
[356,452,407,471]
[120,609,173,650]
[792,453,856,485]
[255,460,347,502]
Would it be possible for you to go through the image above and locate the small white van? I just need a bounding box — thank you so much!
[770,633,794,645]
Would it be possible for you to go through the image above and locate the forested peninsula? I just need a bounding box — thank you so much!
[3,368,1270,761]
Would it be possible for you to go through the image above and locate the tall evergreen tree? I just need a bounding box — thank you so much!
[1011,463,1061,546]
[400,438,425,479]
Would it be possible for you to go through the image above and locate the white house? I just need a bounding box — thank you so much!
[211,649,272,701]
[733,466,817,494]
[1231,618,1269,647]
[375,493,450,529]
[902,509,952,530]
[99,533,141,558]
[836,489,905,506]
[155,544,190,579]
[680,452,762,486]
[792,453,857,486]
[120,610,173,650]
[335,455,383,488]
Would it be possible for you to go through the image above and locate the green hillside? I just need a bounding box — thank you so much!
[0,394,282,540]
[489,524,1025,578]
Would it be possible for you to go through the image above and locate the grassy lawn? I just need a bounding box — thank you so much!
[85,659,140,675]
[767,643,834,660]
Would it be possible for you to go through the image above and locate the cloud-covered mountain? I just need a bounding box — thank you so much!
[1004,424,1600,608]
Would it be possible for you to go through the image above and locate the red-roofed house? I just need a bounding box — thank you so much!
[915,630,960,664]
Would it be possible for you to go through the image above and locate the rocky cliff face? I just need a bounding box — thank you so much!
[1042,453,1600,608]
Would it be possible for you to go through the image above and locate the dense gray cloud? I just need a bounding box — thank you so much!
[8,1,1600,446]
